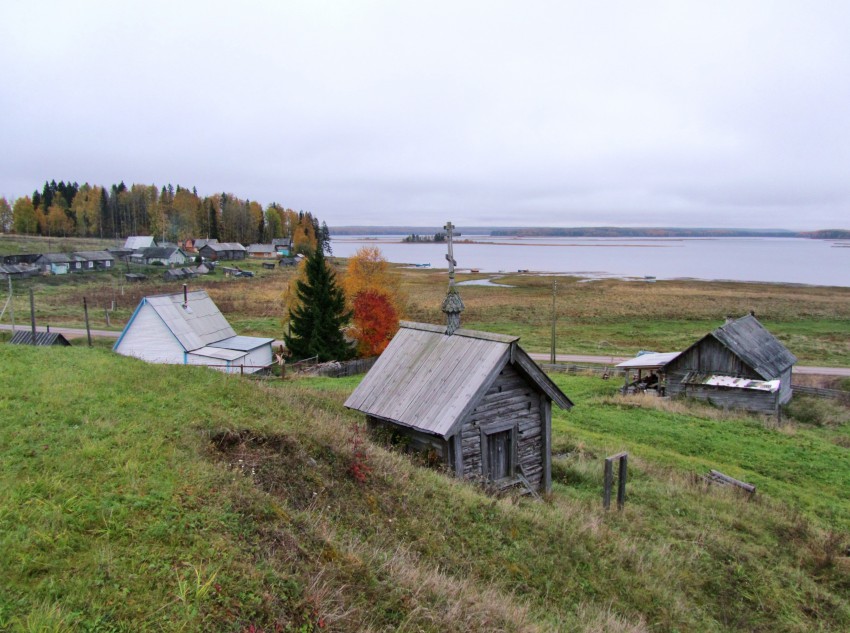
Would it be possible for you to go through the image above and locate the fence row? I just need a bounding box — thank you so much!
[789,385,850,402]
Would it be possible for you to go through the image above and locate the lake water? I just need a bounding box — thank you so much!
[330,236,850,287]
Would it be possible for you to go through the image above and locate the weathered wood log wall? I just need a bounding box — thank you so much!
[667,382,779,413]
[461,364,545,489]
[667,336,761,378]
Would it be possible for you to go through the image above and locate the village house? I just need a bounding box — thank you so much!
[345,222,573,494]
[114,288,273,374]
[130,246,189,267]
[70,251,115,271]
[198,242,247,261]
[193,238,217,252]
[34,253,72,275]
[272,238,293,256]
[246,244,278,259]
[661,314,796,414]
[123,235,156,250]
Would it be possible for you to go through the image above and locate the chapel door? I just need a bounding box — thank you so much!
[488,430,512,481]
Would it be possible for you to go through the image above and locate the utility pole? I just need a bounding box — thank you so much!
[29,288,37,345]
[550,279,557,364]
[83,297,92,347]
[3,277,14,331]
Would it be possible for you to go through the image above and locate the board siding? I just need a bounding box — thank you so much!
[114,303,184,364]
[460,364,546,490]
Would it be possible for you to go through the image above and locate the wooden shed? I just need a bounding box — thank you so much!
[663,314,797,413]
[345,321,573,493]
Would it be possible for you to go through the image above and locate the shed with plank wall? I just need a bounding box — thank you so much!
[663,314,796,413]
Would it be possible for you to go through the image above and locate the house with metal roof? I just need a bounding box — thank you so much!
[345,223,573,494]
[113,288,273,374]
[124,236,156,250]
[130,246,189,267]
[662,314,797,413]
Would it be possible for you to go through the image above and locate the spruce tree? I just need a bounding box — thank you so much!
[284,247,352,362]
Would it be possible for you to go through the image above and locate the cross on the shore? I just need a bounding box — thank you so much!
[445,221,457,283]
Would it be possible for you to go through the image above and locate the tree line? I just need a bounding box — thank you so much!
[0,180,331,252]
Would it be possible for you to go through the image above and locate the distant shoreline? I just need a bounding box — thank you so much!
[330,226,850,240]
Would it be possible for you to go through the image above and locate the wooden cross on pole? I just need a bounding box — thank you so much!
[441,221,465,334]
[444,221,457,284]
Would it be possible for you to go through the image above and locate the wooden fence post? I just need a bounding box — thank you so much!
[603,452,628,511]
[617,453,628,510]
[603,458,614,509]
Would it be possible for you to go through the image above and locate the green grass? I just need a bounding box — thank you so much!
[2,348,849,631]
[548,375,850,530]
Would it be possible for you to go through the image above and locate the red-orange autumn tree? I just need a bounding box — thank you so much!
[343,246,404,357]
[352,290,398,356]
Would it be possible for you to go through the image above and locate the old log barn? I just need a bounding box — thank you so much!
[663,314,797,413]
[345,323,573,493]
[113,287,273,373]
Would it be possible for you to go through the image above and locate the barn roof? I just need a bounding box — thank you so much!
[134,290,237,351]
[9,331,71,346]
[708,314,796,378]
[345,321,573,438]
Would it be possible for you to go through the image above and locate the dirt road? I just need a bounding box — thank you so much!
[4,324,848,376]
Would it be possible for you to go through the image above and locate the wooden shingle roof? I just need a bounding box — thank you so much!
[345,321,572,438]
[711,314,797,378]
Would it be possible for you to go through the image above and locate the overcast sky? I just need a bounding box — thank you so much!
[1,1,848,230]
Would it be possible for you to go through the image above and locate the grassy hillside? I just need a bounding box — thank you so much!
[1,346,848,631]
